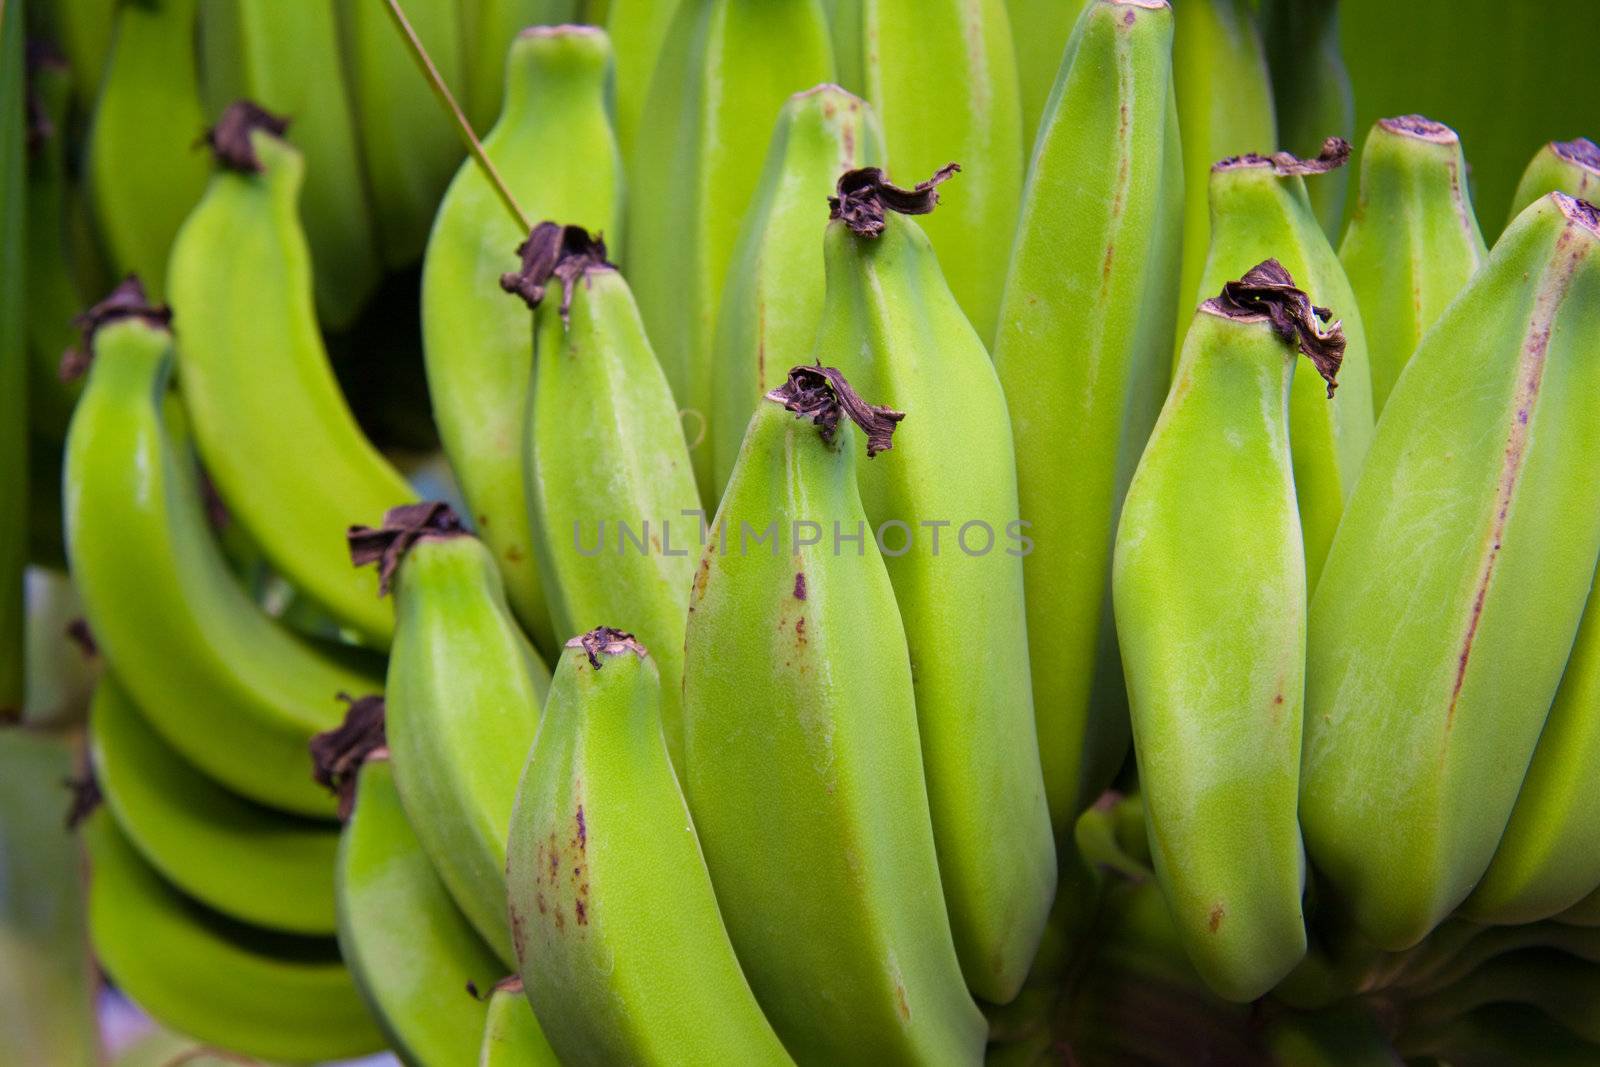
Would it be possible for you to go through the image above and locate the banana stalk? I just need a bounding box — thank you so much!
[1508,138,1600,225]
[1259,0,1355,238]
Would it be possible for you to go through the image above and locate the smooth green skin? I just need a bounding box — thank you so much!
[1509,141,1600,227]
[84,0,208,298]
[625,0,834,500]
[480,985,561,1067]
[526,270,697,767]
[338,0,464,268]
[682,401,985,1065]
[508,640,792,1065]
[605,0,686,165]
[463,0,580,131]
[386,533,550,967]
[168,133,416,647]
[1561,886,1600,928]
[1171,0,1275,355]
[1301,195,1600,952]
[337,757,503,1067]
[1199,161,1376,590]
[1113,308,1309,1003]
[1400,923,1600,998]
[830,0,1023,343]
[205,0,382,330]
[709,83,883,498]
[423,26,622,658]
[1005,0,1092,152]
[1259,0,1354,239]
[1465,567,1600,924]
[64,319,380,816]
[1339,118,1487,416]
[0,731,99,1067]
[90,677,339,935]
[84,811,385,1064]
[992,0,1182,835]
[0,0,24,716]
[817,215,1055,1004]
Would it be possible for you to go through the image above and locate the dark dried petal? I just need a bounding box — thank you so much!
[1203,259,1346,397]
[499,221,613,324]
[565,627,648,669]
[64,618,98,659]
[60,276,173,381]
[64,773,102,831]
[205,100,291,173]
[24,39,68,157]
[309,693,387,822]
[347,501,467,597]
[828,164,961,238]
[766,365,906,457]
[1215,137,1351,177]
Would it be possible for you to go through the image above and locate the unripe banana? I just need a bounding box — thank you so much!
[709,83,883,498]
[992,0,1183,833]
[1197,142,1375,589]
[64,292,381,816]
[1338,116,1488,415]
[829,0,1024,341]
[83,808,386,1064]
[605,0,687,165]
[1400,923,1600,998]
[1114,261,1339,1001]
[89,676,339,936]
[0,730,99,1066]
[511,226,698,767]
[168,105,417,647]
[1259,0,1355,237]
[1171,0,1275,349]
[625,0,834,498]
[1005,0,1092,151]
[348,503,549,968]
[0,0,25,718]
[1399,948,1600,1048]
[817,170,1055,1004]
[1463,568,1600,924]
[463,0,581,130]
[1560,887,1600,928]
[335,744,506,1067]
[337,0,465,268]
[423,25,622,656]
[200,0,381,330]
[1397,1001,1600,1067]
[84,0,209,297]
[507,628,793,1065]
[683,367,985,1064]
[1301,193,1600,951]
[479,978,560,1067]
[1508,138,1600,228]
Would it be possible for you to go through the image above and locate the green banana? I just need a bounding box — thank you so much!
[1259,0,1355,238]
[605,0,686,165]
[1114,262,1339,1001]
[1399,948,1600,1048]
[84,0,209,297]
[0,0,25,719]
[1397,1002,1600,1067]
[709,83,883,498]
[351,503,549,967]
[83,808,386,1064]
[682,367,986,1063]
[0,730,99,1067]
[1300,193,1600,951]
[337,0,465,268]
[422,24,622,656]
[992,0,1183,833]
[1400,923,1600,998]
[1463,563,1600,924]
[89,676,337,935]
[1197,142,1375,589]
[64,291,381,817]
[1005,0,1092,152]
[507,628,793,1065]
[336,747,505,1066]
[829,0,1024,341]
[625,0,834,498]
[1338,115,1488,415]
[1171,0,1276,350]
[168,104,416,647]
[1509,138,1600,225]
[1559,886,1600,928]
[816,170,1055,1004]
[512,226,698,767]
[201,0,382,329]
[479,978,560,1067]
[463,0,580,131]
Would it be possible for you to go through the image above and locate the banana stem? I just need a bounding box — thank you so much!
[380,0,530,233]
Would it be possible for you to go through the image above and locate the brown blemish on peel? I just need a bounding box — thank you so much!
[894,981,911,1021]
[1208,904,1225,933]
[1378,115,1457,144]
[793,572,807,600]
[575,806,587,849]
